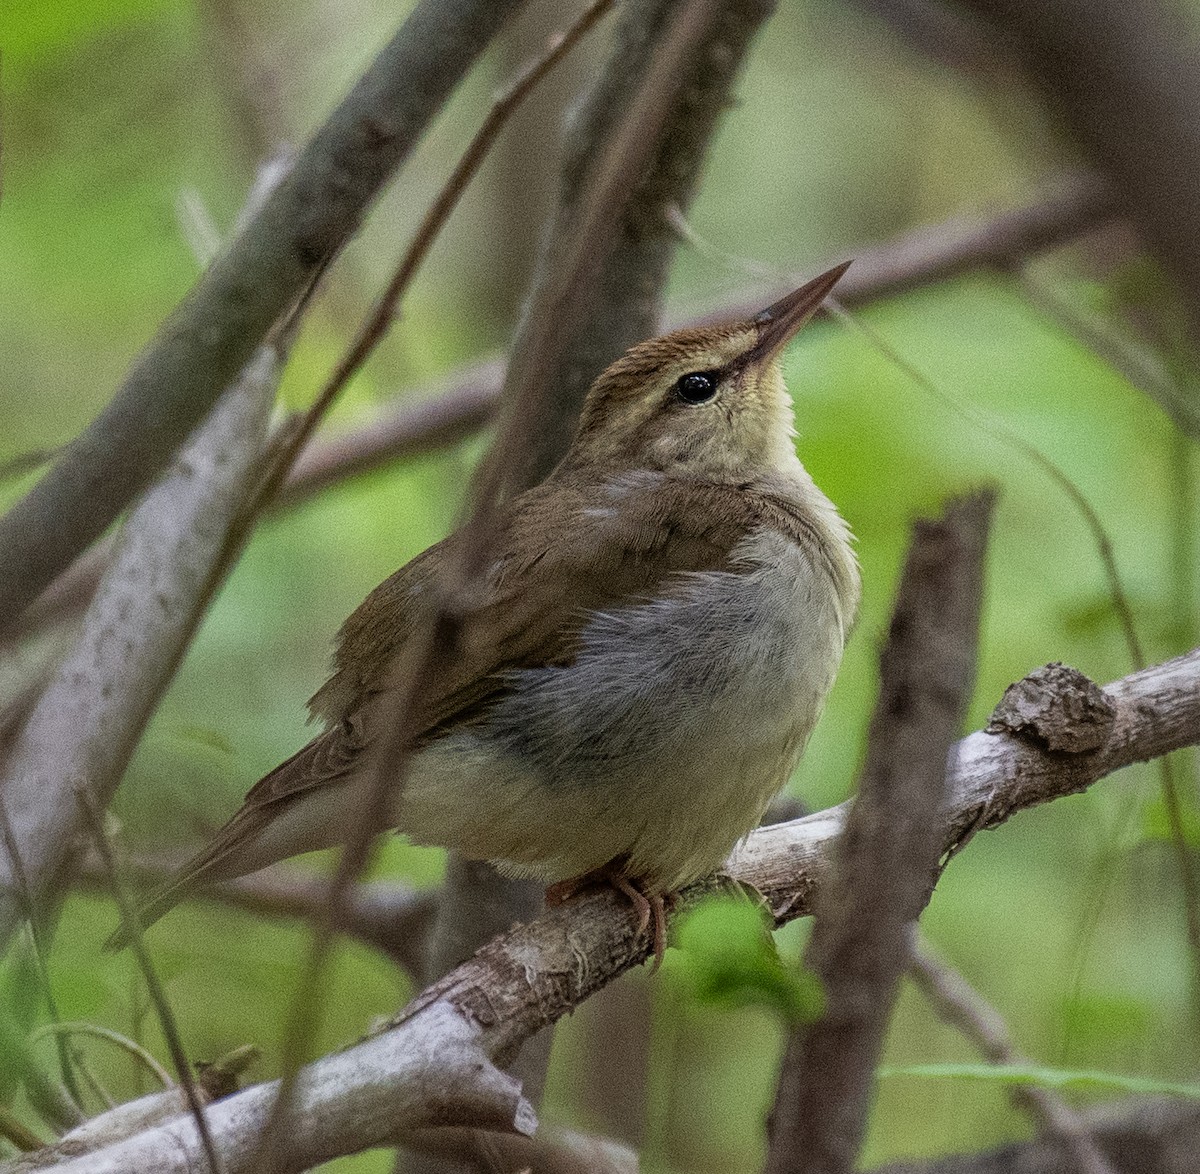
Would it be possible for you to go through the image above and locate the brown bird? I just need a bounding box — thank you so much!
[118,263,859,962]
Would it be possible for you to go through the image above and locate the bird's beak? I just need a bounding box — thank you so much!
[739,260,852,370]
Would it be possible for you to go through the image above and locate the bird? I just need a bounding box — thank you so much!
[115,262,860,964]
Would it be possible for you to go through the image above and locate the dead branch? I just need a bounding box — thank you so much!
[10,645,1199,1174]
[764,493,993,1174]
[0,0,527,633]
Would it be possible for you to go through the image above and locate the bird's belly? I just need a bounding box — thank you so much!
[399,529,848,891]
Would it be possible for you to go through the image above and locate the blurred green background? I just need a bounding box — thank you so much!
[1,0,1196,1169]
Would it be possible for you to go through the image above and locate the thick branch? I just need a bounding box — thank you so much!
[16,647,1200,1174]
[0,0,526,632]
[765,494,992,1174]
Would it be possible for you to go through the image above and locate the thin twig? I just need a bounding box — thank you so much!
[0,1108,43,1155]
[75,855,437,973]
[246,8,613,1165]
[29,1024,175,1092]
[909,932,1119,1174]
[74,787,224,1174]
[0,801,86,1117]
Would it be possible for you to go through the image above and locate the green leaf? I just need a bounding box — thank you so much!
[880,1062,1200,1100]
[674,896,824,1023]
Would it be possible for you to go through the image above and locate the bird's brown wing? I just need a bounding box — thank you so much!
[116,476,769,939]
[253,477,769,811]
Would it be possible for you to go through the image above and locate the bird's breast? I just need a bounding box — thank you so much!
[400,525,850,891]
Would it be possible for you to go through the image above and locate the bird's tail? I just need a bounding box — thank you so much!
[104,731,358,951]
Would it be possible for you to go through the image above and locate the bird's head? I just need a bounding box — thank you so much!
[563,262,850,480]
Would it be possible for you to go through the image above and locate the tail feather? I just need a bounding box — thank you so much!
[103,728,366,950]
[103,808,277,952]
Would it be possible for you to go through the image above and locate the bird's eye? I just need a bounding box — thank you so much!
[674,371,719,404]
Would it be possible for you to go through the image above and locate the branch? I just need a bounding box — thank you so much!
[14,646,1200,1174]
[9,175,1114,647]
[0,348,281,954]
[0,0,527,632]
[765,493,993,1174]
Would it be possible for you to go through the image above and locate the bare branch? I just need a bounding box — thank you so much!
[0,349,280,954]
[0,0,528,632]
[11,646,1198,1174]
[764,493,993,1174]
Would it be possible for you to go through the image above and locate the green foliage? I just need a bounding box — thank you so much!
[673,896,824,1022]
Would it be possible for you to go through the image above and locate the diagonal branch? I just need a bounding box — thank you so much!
[0,0,528,633]
[11,645,1199,1174]
[0,348,281,956]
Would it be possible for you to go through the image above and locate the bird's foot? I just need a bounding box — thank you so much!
[545,865,673,972]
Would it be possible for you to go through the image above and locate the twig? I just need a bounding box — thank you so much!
[909,933,1119,1174]
[0,447,57,484]
[764,493,994,1174]
[74,855,437,973]
[11,643,1200,1174]
[74,788,223,1174]
[247,7,614,1165]
[0,0,527,633]
[29,1025,175,1092]
[0,1108,43,1155]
